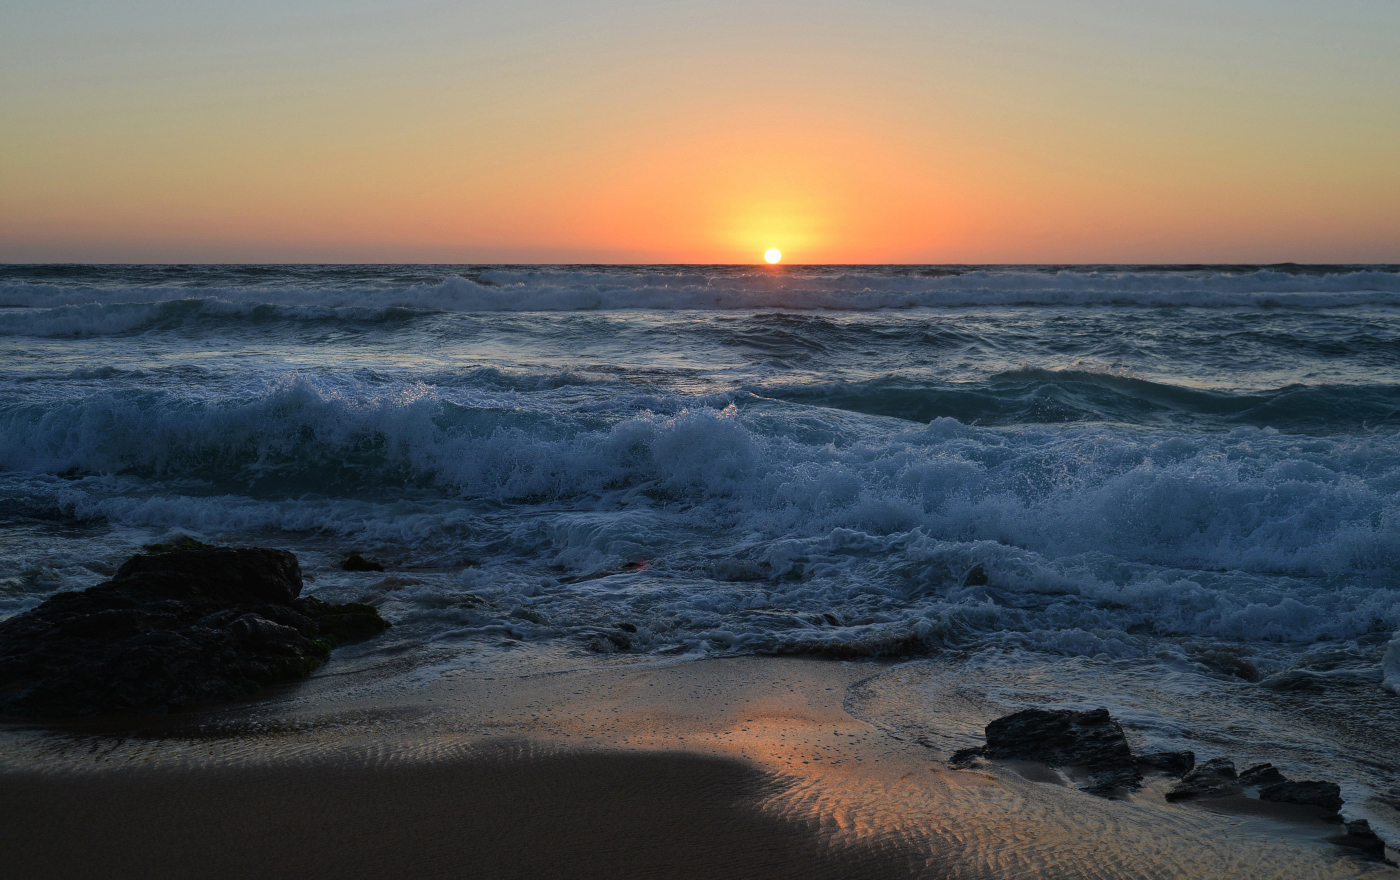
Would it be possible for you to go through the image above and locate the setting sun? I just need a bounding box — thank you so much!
[764,248,782,264]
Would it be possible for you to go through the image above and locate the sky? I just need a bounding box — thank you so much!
[2,0,1398,264]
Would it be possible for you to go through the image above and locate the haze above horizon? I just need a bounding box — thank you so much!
[3,1,1397,264]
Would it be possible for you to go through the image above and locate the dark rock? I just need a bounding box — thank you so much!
[983,708,1141,795]
[616,622,638,633]
[1239,763,1287,787]
[312,601,392,644]
[371,576,425,592]
[340,553,385,572]
[116,547,303,604]
[1137,751,1196,777]
[1329,820,1389,861]
[1259,780,1344,816]
[0,548,389,716]
[948,747,985,768]
[587,629,634,653]
[1166,757,1241,802]
[602,630,633,650]
[141,534,214,554]
[962,564,989,587]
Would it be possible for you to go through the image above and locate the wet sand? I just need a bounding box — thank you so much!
[1,655,1393,879]
[1,747,925,880]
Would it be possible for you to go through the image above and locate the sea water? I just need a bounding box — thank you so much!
[2,264,1399,835]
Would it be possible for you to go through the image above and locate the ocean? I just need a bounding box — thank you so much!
[3,263,1399,835]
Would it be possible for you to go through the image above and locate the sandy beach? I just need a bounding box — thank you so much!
[3,653,1393,879]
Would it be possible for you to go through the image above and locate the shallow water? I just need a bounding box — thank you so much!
[3,263,1399,843]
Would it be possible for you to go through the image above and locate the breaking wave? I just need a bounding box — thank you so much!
[4,374,1398,659]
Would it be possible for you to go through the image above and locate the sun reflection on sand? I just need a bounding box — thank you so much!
[0,654,1386,879]
[394,656,1391,879]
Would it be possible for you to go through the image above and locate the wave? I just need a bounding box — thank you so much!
[0,298,427,338]
[5,374,1399,579]
[2,266,1399,335]
[3,372,1399,679]
[758,371,1400,430]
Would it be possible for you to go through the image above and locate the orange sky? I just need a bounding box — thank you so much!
[2,1,1397,263]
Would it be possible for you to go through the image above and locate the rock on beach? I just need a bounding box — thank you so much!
[951,706,1394,864]
[954,707,1143,795]
[0,547,389,716]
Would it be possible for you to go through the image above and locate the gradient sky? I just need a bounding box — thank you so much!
[2,0,1398,263]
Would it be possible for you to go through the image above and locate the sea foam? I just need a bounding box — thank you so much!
[5,375,1398,660]
[1385,637,1400,695]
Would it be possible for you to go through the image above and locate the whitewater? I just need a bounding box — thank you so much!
[3,263,1400,835]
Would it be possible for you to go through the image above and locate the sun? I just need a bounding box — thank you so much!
[764,248,782,264]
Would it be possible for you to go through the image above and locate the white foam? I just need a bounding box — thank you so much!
[6,374,1398,654]
[1385,636,1400,695]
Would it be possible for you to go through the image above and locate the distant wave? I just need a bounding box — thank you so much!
[2,266,1399,336]
[0,298,425,338]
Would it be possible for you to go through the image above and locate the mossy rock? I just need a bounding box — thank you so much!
[303,598,391,647]
[271,654,325,680]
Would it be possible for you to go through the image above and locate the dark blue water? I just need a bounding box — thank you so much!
[2,264,1399,833]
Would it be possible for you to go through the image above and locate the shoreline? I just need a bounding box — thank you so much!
[3,653,1395,878]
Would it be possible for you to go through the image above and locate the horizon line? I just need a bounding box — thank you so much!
[5,261,1399,269]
